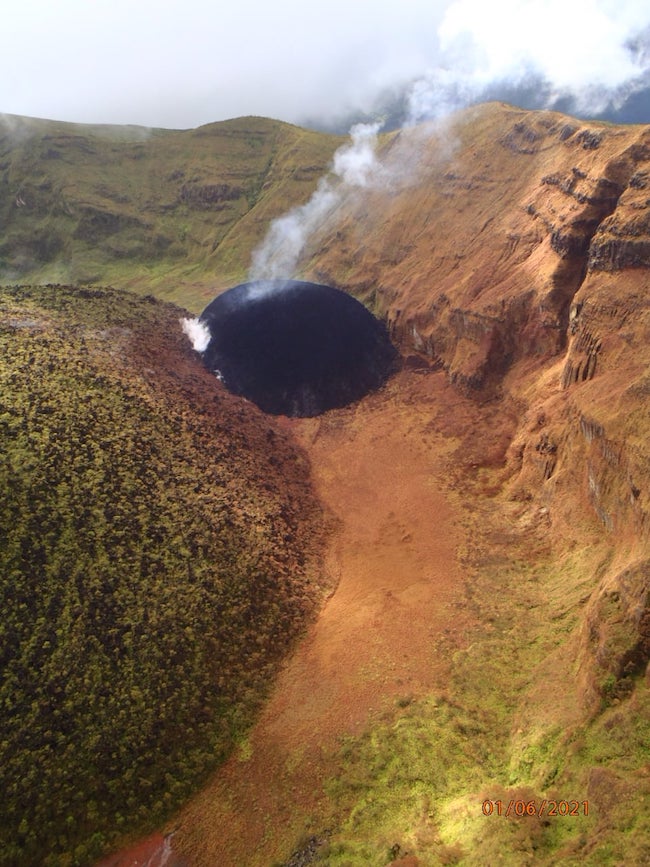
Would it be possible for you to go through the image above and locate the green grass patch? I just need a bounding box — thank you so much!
[0,116,343,309]
[309,516,649,865]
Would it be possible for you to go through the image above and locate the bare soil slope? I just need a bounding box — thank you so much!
[167,368,480,865]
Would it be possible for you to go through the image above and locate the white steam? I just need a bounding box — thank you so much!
[181,316,211,353]
[440,0,648,93]
[249,122,383,281]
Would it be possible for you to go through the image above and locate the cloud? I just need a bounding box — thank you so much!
[1,0,649,129]
[423,0,650,119]
[1,0,443,127]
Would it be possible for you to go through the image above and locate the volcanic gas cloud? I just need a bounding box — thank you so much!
[196,279,397,417]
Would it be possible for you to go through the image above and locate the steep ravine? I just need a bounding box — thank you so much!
[98,259,647,867]
[102,309,650,864]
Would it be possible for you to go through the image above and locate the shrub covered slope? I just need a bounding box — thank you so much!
[0,115,340,308]
[0,284,328,865]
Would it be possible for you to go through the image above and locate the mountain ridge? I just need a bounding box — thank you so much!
[0,113,342,306]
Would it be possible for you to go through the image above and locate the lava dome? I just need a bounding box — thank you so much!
[199,279,397,417]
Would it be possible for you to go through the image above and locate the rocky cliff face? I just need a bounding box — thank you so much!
[298,102,650,714]
[302,104,649,386]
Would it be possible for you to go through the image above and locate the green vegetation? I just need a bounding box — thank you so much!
[321,696,508,865]
[0,284,328,865]
[0,116,342,310]
[311,529,650,865]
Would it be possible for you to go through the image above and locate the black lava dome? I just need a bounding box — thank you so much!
[199,280,397,416]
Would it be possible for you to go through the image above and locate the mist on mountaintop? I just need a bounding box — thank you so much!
[2,1,649,131]
[302,0,650,132]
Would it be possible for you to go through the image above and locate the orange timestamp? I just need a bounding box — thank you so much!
[482,799,589,817]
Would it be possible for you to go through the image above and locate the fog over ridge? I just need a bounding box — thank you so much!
[2,0,649,130]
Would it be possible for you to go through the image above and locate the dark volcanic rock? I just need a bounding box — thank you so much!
[199,280,397,416]
[588,238,650,271]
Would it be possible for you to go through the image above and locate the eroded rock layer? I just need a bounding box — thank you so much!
[302,104,650,391]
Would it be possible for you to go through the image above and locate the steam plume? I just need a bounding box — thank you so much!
[249,122,383,281]
[181,316,211,353]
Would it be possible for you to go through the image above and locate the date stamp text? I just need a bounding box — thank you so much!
[482,799,589,818]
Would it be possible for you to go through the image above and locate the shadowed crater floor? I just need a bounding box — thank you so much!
[199,280,397,416]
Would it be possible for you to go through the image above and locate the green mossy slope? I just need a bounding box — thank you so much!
[0,116,341,308]
[0,284,328,865]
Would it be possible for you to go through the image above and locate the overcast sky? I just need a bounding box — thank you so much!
[2,0,650,129]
